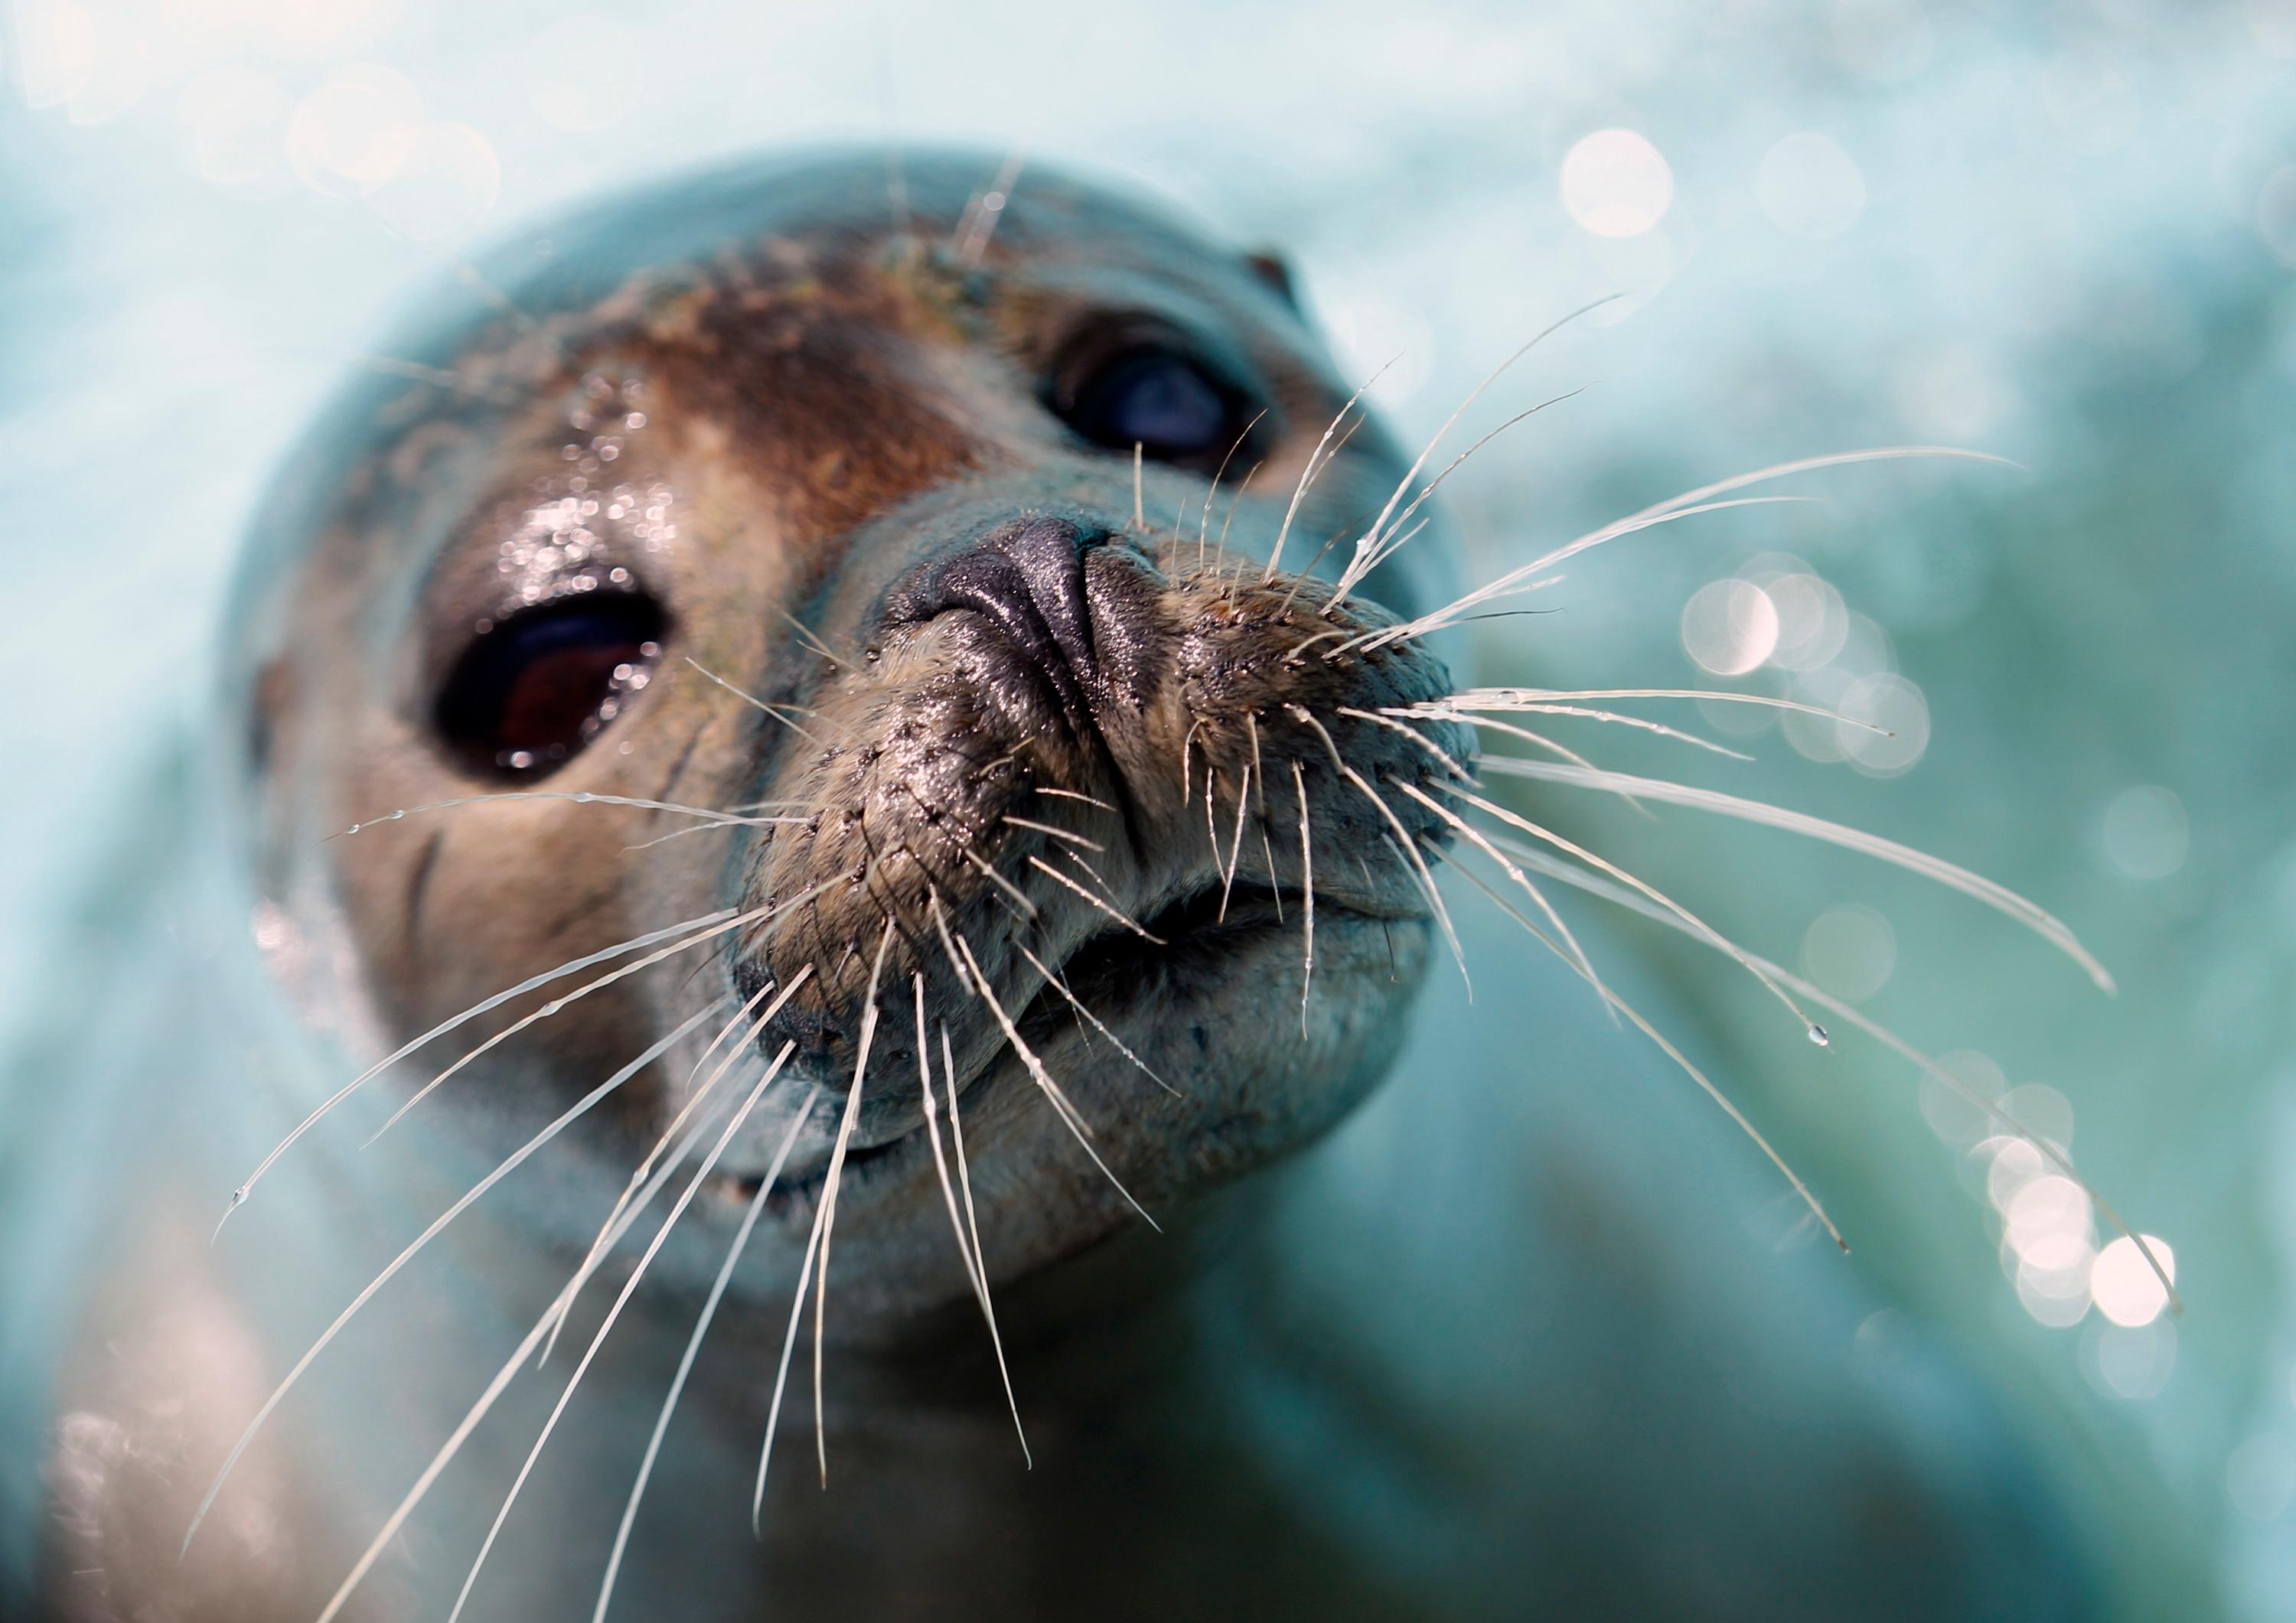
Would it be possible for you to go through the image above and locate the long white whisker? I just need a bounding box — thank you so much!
[308,1043,768,1623]
[1329,297,1619,607]
[1339,385,1585,588]
[1465,843,2167,1301]
[1294,762,1315,1036]
[1340,497,1807,656]
[752,1131,829,1532]
[1262,354,1401,582]
[328,793,805,841]
[367,911,778,1143]
[546,958,820,1361]
[1400,702,1752,761]
[591,1084,819,1622]
[1440,686,1893,735]
[1358,446,2015,655]
[217,908,739,1230]
[1290,706,1469,996]
[1473,756,2113,991]
[813,921,896,1486]
[1024,855,1162,943]
[1012,939,1179,1097]
[683,657,847,748]
[445,1044,798,1622]
[1218,763,1253,923]
[178,1003,723,1558]
[1445,856,1845,1251]
[915,982,1031,1464]
[949,927,1160,1231]
[1336,706,1475,781]
[1454,786,1825,1041]
[1003,815,1104,853]
[1387,779,1615,1027]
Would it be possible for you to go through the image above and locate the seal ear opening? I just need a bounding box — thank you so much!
[1244,249,1301,311]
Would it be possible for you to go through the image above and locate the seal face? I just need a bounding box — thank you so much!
[238,148,1469,1323]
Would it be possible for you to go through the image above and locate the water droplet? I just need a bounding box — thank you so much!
[347,823,363,835]
[386,809,405,821]
[1808,1022,1831,1047]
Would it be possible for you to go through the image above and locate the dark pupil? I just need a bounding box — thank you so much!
[1069,349,1234,458]
[435,593,667,774]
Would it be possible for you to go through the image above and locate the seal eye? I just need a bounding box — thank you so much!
[434,592,667,776]
[1054,345,1251,468]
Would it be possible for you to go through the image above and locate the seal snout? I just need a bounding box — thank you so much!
[879,514,1139,735]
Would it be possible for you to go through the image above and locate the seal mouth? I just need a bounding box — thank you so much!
[732,874,1322,1217]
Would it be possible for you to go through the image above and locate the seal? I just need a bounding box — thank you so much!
[2,149,2109,1621]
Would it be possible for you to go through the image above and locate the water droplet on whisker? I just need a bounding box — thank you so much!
[1808,1023,1831,1047]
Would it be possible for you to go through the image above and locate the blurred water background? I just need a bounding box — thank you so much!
[4,0,2294,1614]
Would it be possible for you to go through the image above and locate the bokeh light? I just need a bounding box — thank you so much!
[1560,129,1673,239]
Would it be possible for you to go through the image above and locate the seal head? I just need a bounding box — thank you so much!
[234,149,1469,1325]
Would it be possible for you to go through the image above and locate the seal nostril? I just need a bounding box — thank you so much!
[883,515,1113,726]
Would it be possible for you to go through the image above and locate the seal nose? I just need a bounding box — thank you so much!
[884,515,1110,724]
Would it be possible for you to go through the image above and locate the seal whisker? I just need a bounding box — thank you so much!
[936,917,1088,1140]
[683,657,852,748]
[752,1121,830,1532]
[1293,761,1315,1037]
[946,921,1159,1230]
[366,905,793,1145]
[330,792,807,840]
[915,976,1032,1464]
[548,962,820,1364]
[308,1031,780,1623]
[1355,445,2017,657]
[178,1002,726,1559]
[1012,939,1179,1097]
[1440,686,1895,735]
[563,962,822,1316]
[1400,701,1753,761]
[954,148,1026,263]
[218,907,744,1230]
[1025,855,1163,944]
[939,1022,999,1331]
[1410,709,1652,820]
[964,846,1041,921]
[1197,411,1270,573]
[813,921,897,1487]
[592,1081,821,1623]
[1388,777,1615,1027]
[1336,706,1475,783]
[1338,385,1587,592]
[1472,756,2113,992]
[444,1041,801,1623]
[1442,857,1847,1253]
[1336,495,1804,658]
[1288,706,1470,996]
[1002,814,1105,854]
[1263,354,1400,582]
[1453,787,1823,1041]
[1217,762,1253,924]
[775,604,854,671]
[1215,461,1266,585]
[1327,297,1620,609]
[1483,839,2177,1311]
[1035,785,1117,813]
